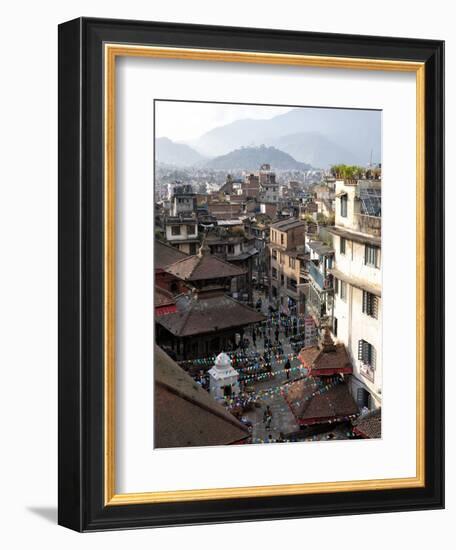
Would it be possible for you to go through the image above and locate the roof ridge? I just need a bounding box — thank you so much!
[165,254,202,279]
[224,295,264,313]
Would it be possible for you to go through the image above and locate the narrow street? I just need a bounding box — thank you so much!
[242,289,307,443]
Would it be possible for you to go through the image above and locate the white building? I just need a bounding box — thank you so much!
[329,178,382,410]
[164,213,199,255]
[208,352,240,402]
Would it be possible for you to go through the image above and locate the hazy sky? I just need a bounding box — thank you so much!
[155,101,294,142]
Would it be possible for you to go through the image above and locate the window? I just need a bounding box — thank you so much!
[333,317,338,337]
[189,243,197,255]
[289,256,296,269]
[340,280,347,301]
[358,340,376,381]
[272,249,277,260]
[340,237,346,254]
[271,267,278,279]
[362,291,378,318]
[280,233,284,246]
[186,224,195,235]
[171,225,181,236]
[365,244,379,267]
[227,244,235,255]
[358,339,376,368]
[340,195,348,217]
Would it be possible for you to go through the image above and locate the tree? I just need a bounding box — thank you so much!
[229,227,246,238]
[330,164,365,179]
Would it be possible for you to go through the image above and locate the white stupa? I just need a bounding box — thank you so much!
[208,352,240,402]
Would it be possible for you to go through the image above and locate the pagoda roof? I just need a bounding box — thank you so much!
[155,286,175,308]
[164,250,247,282]
[282,377,358,426]
[298,328,353,376]
[156,291,265,337]
[353,408,382,439]
[155,240,187,270]
[154,345,249,448]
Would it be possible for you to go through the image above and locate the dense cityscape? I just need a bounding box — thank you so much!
[154,105,382,448]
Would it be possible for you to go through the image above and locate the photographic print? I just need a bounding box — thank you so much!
[154,100,382,448]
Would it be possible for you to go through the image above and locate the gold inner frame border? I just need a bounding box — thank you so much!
[103,44,425,505]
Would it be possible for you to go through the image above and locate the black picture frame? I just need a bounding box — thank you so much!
[58,17,444,531]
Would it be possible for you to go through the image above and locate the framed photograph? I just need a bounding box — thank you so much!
[58,17,444,531]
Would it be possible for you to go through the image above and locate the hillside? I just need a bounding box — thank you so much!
[271,132,355,167]
[155,137,207,167]
[204,145,311,171]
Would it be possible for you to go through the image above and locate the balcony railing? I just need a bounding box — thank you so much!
[306,261,324,288]
[303,261,334,292]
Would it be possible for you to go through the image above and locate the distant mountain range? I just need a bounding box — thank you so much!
[156,106,381,169]
[205,145,311,171]
[155,137,207,167]
[270,132,355,169]
[155,139,310,171]
[188,107,381,168]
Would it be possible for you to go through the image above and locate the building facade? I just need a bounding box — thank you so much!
[268,218,307,315]
[259,164,279,203]
[164,184,200,254]
[299,234,334,335]
[329,178,382,411]
[164,214,199,254]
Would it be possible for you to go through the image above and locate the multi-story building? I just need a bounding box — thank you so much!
[164,184,200,255]
[268,218,307,315]
[313,182,335,219]
[164,214,199,255]
[170,184,197,216]
[205,231,258,304]
[244,215,271,288]
[300,234,334,329]
[206,200,243,221]
[259,164,279,203]
[328,178,382,411]
[242,173,260,198]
